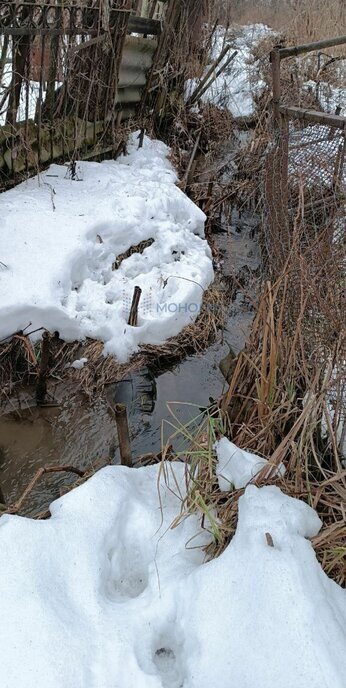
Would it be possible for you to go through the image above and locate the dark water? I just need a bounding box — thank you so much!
[0,211,260,514]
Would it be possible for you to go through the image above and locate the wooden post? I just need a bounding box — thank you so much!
[6,24,31,128]
[0,483,5,506]
[128,286,142,326]
[266,47,289,257]
[0,35,9,86]
[148,0,157,19]
[138,127,145,148]
[114,404,132,467]
[270,46,281,129]
[36,331,50,405]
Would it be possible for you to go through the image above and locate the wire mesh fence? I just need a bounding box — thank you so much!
[261,40,346,460]
[264,114,345,267]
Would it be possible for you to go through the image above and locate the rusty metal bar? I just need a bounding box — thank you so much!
[279,105,346,129]
[0,16,160,37]
[278,35,346,59]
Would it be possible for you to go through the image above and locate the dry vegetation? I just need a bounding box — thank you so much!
[153,3,346,585]
[214,0,345,45]
[164,224,345,584]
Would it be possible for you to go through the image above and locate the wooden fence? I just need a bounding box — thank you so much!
[0,1,161,186]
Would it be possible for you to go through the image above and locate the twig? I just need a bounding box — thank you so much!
[8,465,86,514]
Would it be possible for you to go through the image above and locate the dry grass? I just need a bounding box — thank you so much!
[215,0,345,46]
[156,82,346,586]
[161,273,345,585]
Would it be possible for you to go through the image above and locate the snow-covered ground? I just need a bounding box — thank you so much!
[186,24,274,118]
[0,451,345,688]
[215,437,285,489]
[0,134,213,360]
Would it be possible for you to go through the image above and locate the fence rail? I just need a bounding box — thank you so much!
[0,2,161,35]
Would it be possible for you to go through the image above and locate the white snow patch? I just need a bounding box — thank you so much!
[0,461,345,688]
[70,357,88,369]
[305,79,346,115]
[186,24,275,118]
[215,436,286,490]
[0,134,213,361]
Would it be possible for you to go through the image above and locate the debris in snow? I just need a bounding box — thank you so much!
[0,134,214,361]
[0,462,345,688]
[215,436,286,490]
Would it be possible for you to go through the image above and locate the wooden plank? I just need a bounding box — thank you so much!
[279,35,346,59]
[128,15,161,34]
[279,105,346,129]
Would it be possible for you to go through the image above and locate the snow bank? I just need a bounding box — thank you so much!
[186,24,274,118]
[0,461,345,688]
[215,436,285,489]
[0,134,213,360]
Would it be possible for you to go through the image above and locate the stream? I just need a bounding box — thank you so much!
[0,209,260,515]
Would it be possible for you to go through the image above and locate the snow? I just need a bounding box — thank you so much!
[304,79,346,116]
[215,437,285,490]
[0,134,213,361]
[186,24,274,118]
[0,460,345,688]
[70,357,88,369]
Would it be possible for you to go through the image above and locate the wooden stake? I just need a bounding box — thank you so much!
[36,331,50,405]
[270,47,281,129]
[0,483,5,506]
[114,403,132,467]
[128,286,142,326]
[138,127,145,148]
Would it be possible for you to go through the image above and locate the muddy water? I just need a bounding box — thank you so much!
[0,211,259,515]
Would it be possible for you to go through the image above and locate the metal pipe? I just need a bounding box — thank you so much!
[278,35,346,59]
